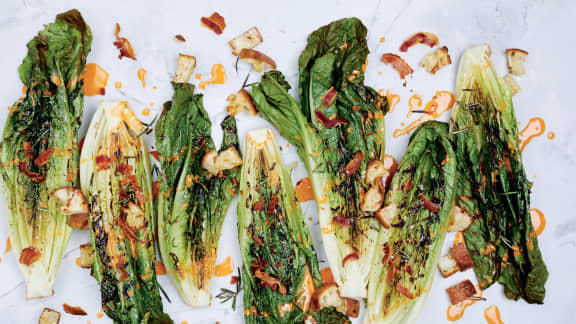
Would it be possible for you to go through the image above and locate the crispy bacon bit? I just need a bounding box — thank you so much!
[117,163,133,175]
[405,264,413,275]
[382,245,391,263]
[386,265,395,284]
[419,194,440,212]
[230,276,239,285]
[381,54,414,79]
[23,141,33,159]
[113,23,136,60]
[395,283,414,299]
[253,197,266,212]
[152,180,161,199]
[201,13,226,35]
[63,304,87,316]
[252,234,265,247]
[322,87,338,107]
[342,252,359,266]
[333,216,351,227]
[446,280,476,305]
[149,151,161,162]
[95,155,111,170]
[343,151,363,176]
[315,110,350,129]
[19,247,41,266]
[267,194,279,215]
[255,269,287,295]
[18,162,45,183]
[403,178,414,191]
[175,34,186,42]
[399,32,439,52]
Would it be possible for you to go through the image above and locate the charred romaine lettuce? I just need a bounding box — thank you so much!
[155,82,241,307]
[238,128,349,324]
[449,45,547,303]
[366,121,457,323]
[0,9,91,299]
[250,18,388,298]
[80,101,171,323]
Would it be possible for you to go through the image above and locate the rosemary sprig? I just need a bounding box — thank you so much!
[216,267,242,310]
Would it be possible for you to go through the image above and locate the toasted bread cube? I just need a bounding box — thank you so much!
[78,243,93,268]
[67,213,89,230]
[420,46,452,74]
[438,254,459,278]
[174,54,196,83]
[229,27,263,55]
[450,243,474,271]
[448,205,473,232]
[201,149,219,175]
[446,280,476,305]
[503,74,521,96]
[226,89,258,116]
[215,147,243,171]
[344,298,360,318]
[375,204,396,229]
[240,49,276,72]
[51,187,90,215]
[123,202,145,230]
[315,283,341,309]
[361,185,384,212]
[39,308,60,324]
[366,159,386,185]
[506,48,528,75]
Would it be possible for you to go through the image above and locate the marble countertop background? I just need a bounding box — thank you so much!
[0,0,574,323]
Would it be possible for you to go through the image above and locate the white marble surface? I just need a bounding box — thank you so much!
[0,0,574,323]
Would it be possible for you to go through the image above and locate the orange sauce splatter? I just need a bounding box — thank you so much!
[378,71,383,76]
[75,257,83,267]
[96,311,104,319]
[295,177,315,202]
[320,267,334,284]
[114,81,122,89]
[519,117,545,151]
[4,238,11,254]
[214,256,234,277]
[484,305,503,324]
[153,86,157,91]
[296,268,315,312]
[22,85,27,94]
[149,102,154,107]
[547,132,555,140]
[142,108,151,116]
[447,284,482,321]
[84,63,109,96]
[407,94,422,118]
[380,37,386,43]
[195,73,203,80]
[155,260,167,275]
[137,68,147,88]
[199,64,227,90]
[530,209,546,236]
[393,91,454,138]
[379,90,400,113]
[454,231,465,246]
[182,321,189,324]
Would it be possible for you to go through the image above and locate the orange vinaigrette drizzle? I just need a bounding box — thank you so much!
[393,91,454,138]
[214,256,234,276]
[379,89,400,113]
[447,284,482,321]
[519,117,545,151]
[530,209,546,236]
[137,68,147,88]
[407,94,423,118]
[484,305,504,324]
[114,81,122,89]
[199,64,227,90]
[547,132,555,140]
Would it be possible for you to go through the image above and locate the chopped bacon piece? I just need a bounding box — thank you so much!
[18,162,45,183]
[396,282,414,299]
[267,194,279,215]
[419,194,440,212]
[230,276,239,285]
[381,54,414,79]
[19,247,41,265]
[252,234,265,247]
[399,32,439,52]
[252,197,266,212]
[62,304,87,316]
[201,13,226,35]
[254,269,286,295]
[152,180,161,199]
[343,151,363,176]
[342,252,359,266]
[95,155,111,170]
[322,88,338,107]
[382,245,391,263]
[34,148,54,166]
[23,141,34,159]
[113,23,136,60]
[315,110,350,129]
[117,163,133,175]
[175,34,186,42]
[333,216,350,227]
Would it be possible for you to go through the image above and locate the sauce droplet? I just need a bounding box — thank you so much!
[407,94,423,118]
[155,260,167,275]
[195,73,203,80]
[153,86,157,91]
[547,132,555,140]
[447,284,482,321]
[295,177,315,202]
[96,311,104,319]
[22,85,27,94]
[530,209,546,236]
[484,305,503,324]
[114,81,122,89]
[214,256,234,277]
[394,91,454,138]
[380,37,386,43]
[142,108,151,116]
[199,64,227,90]
[519,117,545,151]
[379,89,400,113]
[84,63,109,96]
[4,237,11,254]
[137,68,147,88]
